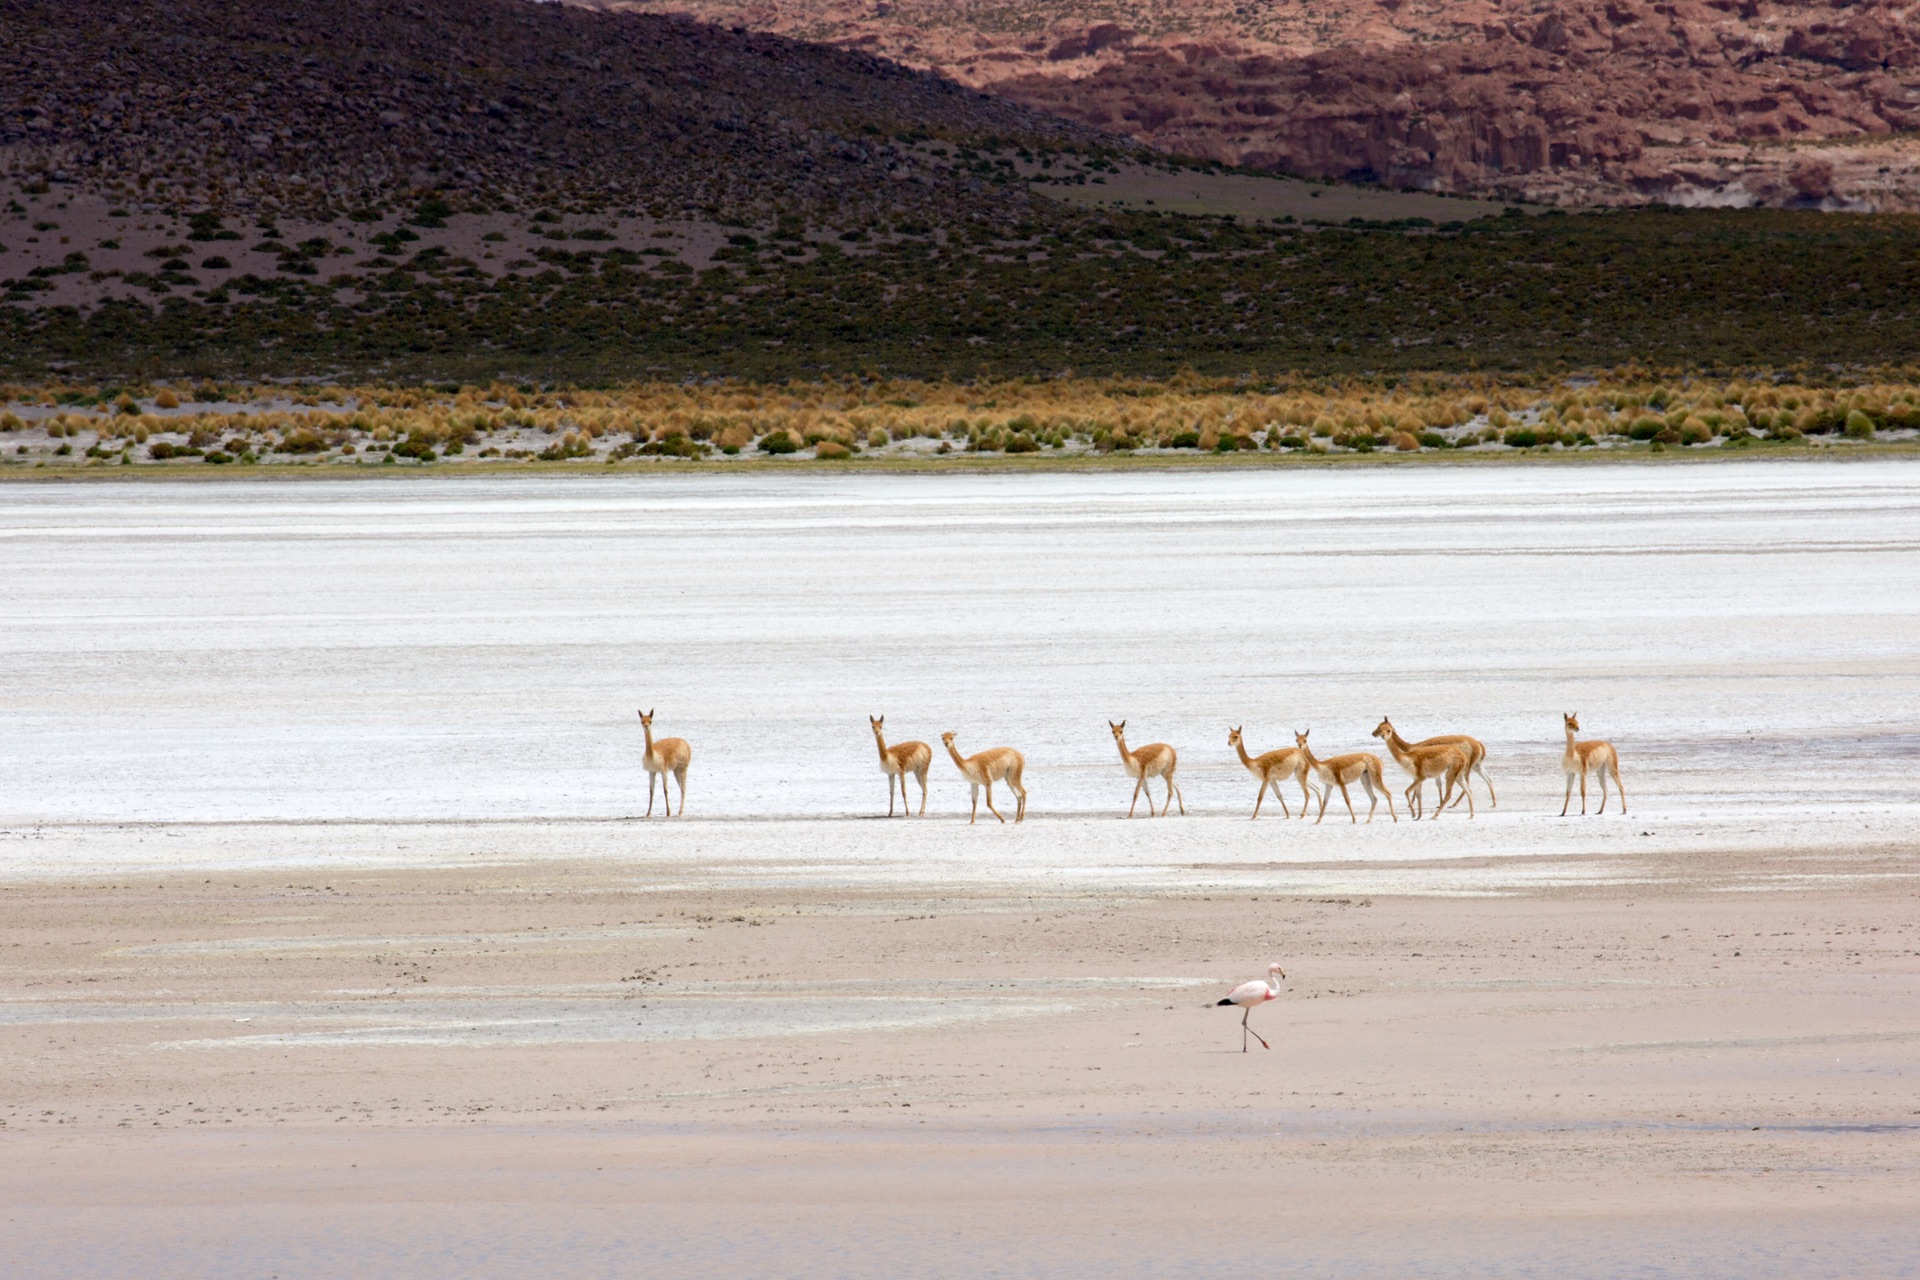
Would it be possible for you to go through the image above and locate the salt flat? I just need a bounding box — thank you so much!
[2,458,1917,881]
[3,459,1919,1278]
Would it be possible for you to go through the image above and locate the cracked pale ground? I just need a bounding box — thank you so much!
[2,460,1916,1277]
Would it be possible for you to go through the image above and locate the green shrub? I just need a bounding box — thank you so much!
[1844,409,1876,440]
[1678,421,1712,446]
[1502,428,1539,448]
[639,436,702,457]
[758,432,797,454]
[1166,430,1200,449]
[1627,418,1664,441]
[391,435,438,461]
[1416,431,1448,449]
[1004,433,1040,453]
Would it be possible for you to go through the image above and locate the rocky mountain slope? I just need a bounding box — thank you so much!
[0,0,1108,225]
[593,0,1920,208]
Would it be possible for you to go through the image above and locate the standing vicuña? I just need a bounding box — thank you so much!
[1372,717,1472,820]
[870,715,931,817]
[638,709,691,818]
[941,732,1027,824]
[1295,730,1397,825]
[1560,712,1626,816]
[1109,720,1184,817]
[1228,726,1317,819]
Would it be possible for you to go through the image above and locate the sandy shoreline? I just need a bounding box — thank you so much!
[3,846,1916,1276]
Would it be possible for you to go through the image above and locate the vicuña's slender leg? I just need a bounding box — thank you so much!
[1339,781,1358,824]
[647,774,657,818]
[969,783,980,825]
[1580,767,1589,815]
[1611,764,1626,814]
[984,781,1005,823]
[1561,773,1576,817]
[1129,775,1148,818]
[916,771,928,817]
[1169,776,1185,815]
[675,769,687,817]
[1598,766,1610,815]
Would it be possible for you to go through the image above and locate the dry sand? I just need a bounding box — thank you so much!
[2,846,1916,1278]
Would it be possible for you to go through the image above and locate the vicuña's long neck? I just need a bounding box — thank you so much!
[1114,733,1133,765]
[1383,727,1412,762]
[945,740,969,769]
[642,724,656,755]
[1565,723,1578,753]
[874,731,889,762]
[1232,737,1254,768]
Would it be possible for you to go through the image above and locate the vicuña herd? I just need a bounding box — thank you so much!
[639,709,1628,821]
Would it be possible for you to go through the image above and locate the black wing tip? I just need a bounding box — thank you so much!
[1215,998,1234,1006]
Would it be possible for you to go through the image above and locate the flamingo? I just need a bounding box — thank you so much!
[1216,962,1286,1052]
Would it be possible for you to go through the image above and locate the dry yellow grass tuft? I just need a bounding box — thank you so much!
[3,372,1918,467]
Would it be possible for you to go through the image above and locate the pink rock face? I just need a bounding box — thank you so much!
[588,0,1920,207]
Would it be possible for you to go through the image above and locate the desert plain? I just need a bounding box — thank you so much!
[2,458,1918,1277]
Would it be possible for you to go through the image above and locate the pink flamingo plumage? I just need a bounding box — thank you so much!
[1216,962,1286,1051]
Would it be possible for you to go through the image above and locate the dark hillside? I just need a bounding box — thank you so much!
[0,0,1105,223]
[3,0,1918,381]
